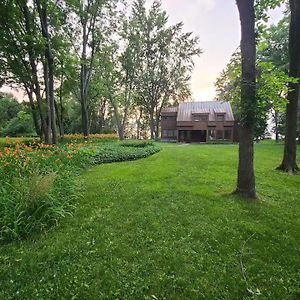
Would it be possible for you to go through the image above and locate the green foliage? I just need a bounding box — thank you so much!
[0,93,22,125]
[0,138,160,241]
[130,0,201,138]
[0,94,35,137]
[120,140,154,148]
[0,143,299,298]
[1,111,35,137]
[93,143,160,164]
[215,17,294,140]
[0,141,93,242]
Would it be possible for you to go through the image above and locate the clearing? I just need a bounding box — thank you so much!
[0,142,299,299]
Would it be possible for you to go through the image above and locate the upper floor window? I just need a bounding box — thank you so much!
[162,116,176,121]
[193,114,208,122]
[216,114,225,121]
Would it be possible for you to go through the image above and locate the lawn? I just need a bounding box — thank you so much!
[0,142,299,299]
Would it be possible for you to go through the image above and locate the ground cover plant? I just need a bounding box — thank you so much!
[0,137,160,242]
[0,142,299,299]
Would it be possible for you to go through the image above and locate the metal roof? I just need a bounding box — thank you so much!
[176,101,235,122]
[161,107,178,113]
[191,108,210,114]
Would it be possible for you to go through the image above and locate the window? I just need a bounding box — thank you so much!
[162,130,177,139]
[194,114,208,122]
[162,130,168,138]
[162,116,176,121]
[216,114,225,121]
[216,130,223,140]
[224,129,232,140]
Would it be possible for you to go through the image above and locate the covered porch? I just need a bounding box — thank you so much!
[178,128,233,143]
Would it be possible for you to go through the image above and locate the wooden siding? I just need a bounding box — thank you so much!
[161,101,238,142]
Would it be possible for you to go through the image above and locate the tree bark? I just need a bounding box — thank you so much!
[20,1,48,142]
[42,60,52,143]
[36,0,57,144]
[274,110,279,143]
[277,0,300,174]
[149,110,156,140]
[234,0,257,198]
[25,85,41,138]
[58,67,65,138]
[80,21,90,139]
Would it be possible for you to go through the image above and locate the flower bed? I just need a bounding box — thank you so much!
[93,143,160,164]
[0,139,160,242]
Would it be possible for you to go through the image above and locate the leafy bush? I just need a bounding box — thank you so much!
[1,111,35,137]
[0,141,95,242]
[120,140,154,148]
[93,144,160,164]
[0,139,160,242]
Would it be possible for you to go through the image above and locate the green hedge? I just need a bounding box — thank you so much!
[120,140,154,148]
[93,144,160,164]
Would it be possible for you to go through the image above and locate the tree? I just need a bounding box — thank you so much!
[0,93,23,134]
[277,0,300,173]
[0,0,47,141]
[35,0,58,144]
[215,15,294,144]
[0,0,66,144]
[235,0,257,198]
[133,0,200,139]
[0,93,35,137]
[63,0,118,139]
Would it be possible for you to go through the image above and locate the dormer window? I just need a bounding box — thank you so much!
[216,114,225,121]
[193,114,208,122]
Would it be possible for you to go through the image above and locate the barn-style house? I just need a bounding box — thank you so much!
[161,101,237,143]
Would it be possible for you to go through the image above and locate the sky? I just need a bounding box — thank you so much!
[144,0,284,101]
[1,0,284,102]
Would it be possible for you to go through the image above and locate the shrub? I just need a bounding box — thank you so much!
[120,140,154,148]
[93,144,160,164]
[1,111,35,137]
[0,141,93,242]
[0,139,160,242]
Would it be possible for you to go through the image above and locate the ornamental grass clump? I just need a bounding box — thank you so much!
[0,138,160,242]
[0,140,93,242]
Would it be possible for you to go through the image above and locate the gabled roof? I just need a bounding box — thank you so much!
[177,101,234,122]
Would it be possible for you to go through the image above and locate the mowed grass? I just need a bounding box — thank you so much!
[0,142,299,299]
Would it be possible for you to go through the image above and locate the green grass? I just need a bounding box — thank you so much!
[0,142,299,299]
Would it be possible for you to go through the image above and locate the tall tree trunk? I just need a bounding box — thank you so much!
[234,0,257,198]
[277,0,300,173]
[274,110,279,143]
[80,20,90,139]
[58,69,65,138]
[136,108,143,140]
[25,85,41,138]
[20,1,48,142]
[48,49,57,144]
[36,0,57,144]
[55,100,64,138]
[110,96,125,140]
[43,60,52,143]
[149,111,156,140]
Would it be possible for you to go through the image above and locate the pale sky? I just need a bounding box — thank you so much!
[144,0,284,101]
[2,0,284,102]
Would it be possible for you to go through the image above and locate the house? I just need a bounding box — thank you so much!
[161,101,238,143]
